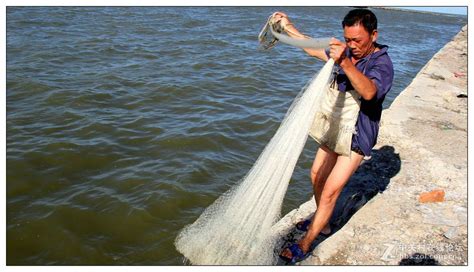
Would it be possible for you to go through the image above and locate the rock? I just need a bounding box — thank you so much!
[443,227,458,239]
[453,206,467,225]
[421,210,461,227]
[429,73,445,80]
[419,189,445,203]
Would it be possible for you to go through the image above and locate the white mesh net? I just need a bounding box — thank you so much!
[175,59,335,265]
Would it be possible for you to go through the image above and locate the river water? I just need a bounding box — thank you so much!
[6,6,466,265]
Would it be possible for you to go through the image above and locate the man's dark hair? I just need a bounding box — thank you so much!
[342,9,378,34]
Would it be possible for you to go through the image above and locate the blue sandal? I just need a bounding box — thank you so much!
[279,243,310,264]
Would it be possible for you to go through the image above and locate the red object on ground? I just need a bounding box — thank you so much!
[454,72,466,78]
[419,189,445,203]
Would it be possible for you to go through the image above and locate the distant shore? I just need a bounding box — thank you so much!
[373,6,467,17]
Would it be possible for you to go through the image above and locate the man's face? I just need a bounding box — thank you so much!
[343,24,377,59]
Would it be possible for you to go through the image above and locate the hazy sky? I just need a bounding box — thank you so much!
[398,7,467,15]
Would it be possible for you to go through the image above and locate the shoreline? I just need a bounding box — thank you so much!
[372,7,467,17]
[273,25,467,265]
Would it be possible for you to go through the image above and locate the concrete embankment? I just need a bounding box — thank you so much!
[273,25,467,265]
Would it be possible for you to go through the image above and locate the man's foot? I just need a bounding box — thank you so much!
[279,242,310,263]
[321,224,332,236]
[295,219,332,235]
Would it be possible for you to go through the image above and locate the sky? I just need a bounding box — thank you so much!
[398,7,467,15]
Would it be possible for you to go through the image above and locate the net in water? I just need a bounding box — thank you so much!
[175,58,335,265]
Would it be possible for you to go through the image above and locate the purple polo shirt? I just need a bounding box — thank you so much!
[325,43,394,156]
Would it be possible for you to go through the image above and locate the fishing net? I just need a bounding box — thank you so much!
[258,13,331,50]
[175,13,334,265]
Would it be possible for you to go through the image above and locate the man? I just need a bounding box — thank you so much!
[275,8,394,263]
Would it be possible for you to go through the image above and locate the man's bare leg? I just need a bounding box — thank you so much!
[309,145,338,234]
[281,150,363,258]
[300,151,363,252]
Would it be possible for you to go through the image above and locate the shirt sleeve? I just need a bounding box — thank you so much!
[365,55,394,101]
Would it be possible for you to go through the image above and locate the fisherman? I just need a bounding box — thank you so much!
[275,8,394,263]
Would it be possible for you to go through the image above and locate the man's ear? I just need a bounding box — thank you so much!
[372,30,378,42]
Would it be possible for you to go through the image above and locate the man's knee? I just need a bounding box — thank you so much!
[310,151,337,186]
[319,186,342,206]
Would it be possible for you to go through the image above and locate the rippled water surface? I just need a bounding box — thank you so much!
[6,7,466,264]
